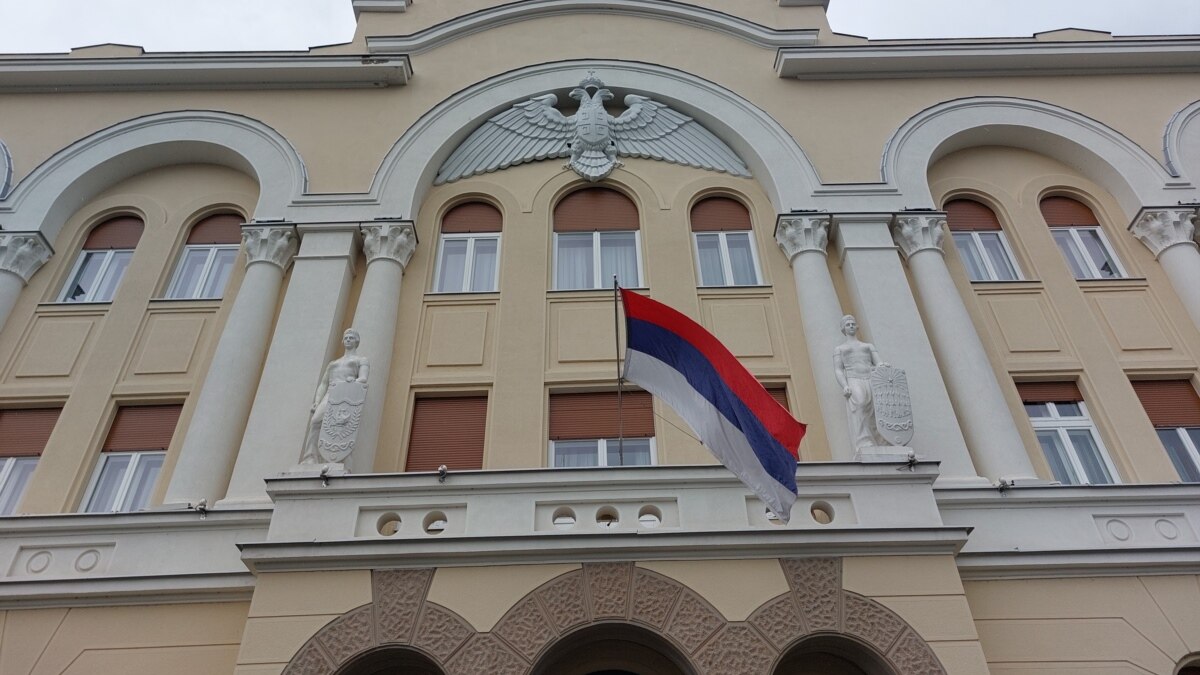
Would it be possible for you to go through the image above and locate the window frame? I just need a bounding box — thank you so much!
[431,232,502,294]
[1026,400,1120,485]
[693,230,763,287]
[1156,426,1200,482]
[1051,226,1127,280]
[58,248,134,303]
[549,437,657,468]
[81,450,166,513]
[552,230,644,290]
[0,456,38,516]
[950,230,1023,282]
[165,243,240,299]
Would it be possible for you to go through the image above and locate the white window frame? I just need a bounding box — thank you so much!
[431,232,502,293]
[693,231,763,287]
[166,243,240,299]
[58,248,134,303]
[951,231,1023,282]
[552,231,644,290]
[549,437,657,468]
[1052,226,1127,280]
[0,456,38,516]
[1027,401,1120,485]
[1157,426,1200,481]
[81,451,166,513]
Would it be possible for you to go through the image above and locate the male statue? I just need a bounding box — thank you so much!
[300,329,370,465]
[833,315,889,450]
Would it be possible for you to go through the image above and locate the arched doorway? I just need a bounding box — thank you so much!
[531,622,698,675]
[334,645,445,675]
[773,635,895,675]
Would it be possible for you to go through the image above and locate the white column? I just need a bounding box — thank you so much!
[775,215,853,461]
[892,214,1039,483]
[349,221,416,473]
[163,226,298,508]
[0,232,52,334]
[832,213,983,484]
[219,225,359,506]
[1130,208,1200,331]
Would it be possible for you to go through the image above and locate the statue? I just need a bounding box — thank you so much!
[834,315,892,450]
[300,329,369,468]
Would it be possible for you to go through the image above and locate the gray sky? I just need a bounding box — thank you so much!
[0,0,1198,53]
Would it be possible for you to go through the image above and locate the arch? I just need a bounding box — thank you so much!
[1164,99,1200,183]
[773,634,894,675]
[334,645,445,675]
[531,622,697,675]
[0,110,306,243]
[884,96,1184,216]
[0,137,11,198]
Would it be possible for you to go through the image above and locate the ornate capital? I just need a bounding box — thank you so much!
[1130,208,1197,258]
[242,225,298,271]
[775,214,830,261]
[362,221,417,267]
[0,232,53,284]
[891,214,946,258]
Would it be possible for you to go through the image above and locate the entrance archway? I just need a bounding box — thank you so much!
[531,623,697,675]
[773,635,896,675]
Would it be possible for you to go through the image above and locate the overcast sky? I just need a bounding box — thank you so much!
[0,0,1197,53]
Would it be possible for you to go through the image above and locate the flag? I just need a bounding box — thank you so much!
[620,289,805,522]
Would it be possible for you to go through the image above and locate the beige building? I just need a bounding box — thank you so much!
[1,1,1200,673]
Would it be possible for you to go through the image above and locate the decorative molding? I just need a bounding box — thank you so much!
[242,225,299,271]
[361,220,417,267]
[352,0,410,18]
[891,213,946,258]
[1129,207,1198,258]
[774,214,830,260]
[0,231,53,283]
[0,138,10,198]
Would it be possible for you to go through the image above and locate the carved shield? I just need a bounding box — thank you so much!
[318,380,367,463]
[575,100,610,145]
[870,365,914,446]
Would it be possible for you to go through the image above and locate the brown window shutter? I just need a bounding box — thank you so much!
[549,391,653,440]
[1131,380,1200,427]
[0,408,62,457]
[83,216,144,249]
[766,386,789,413]
[102,405,183,452]
[1016,381,1083,404]
[691,197,752,232]
[553,188,639,232]
[441,202,502,233]
[945,199,1002,232]
[187,214,243,245]
[406,396,488,471]
[1039,197,1100,227]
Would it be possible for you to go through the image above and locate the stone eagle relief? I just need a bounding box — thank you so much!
[436,71,751,183]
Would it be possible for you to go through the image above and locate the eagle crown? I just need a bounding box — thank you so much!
[569,86,614,106]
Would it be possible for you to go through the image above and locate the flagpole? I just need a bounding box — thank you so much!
[613,275,624,464]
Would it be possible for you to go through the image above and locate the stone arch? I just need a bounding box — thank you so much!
[1164,99,1200,185]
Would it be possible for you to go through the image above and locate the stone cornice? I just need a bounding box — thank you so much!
[0,230,53,283]
[1129,206,1198,258]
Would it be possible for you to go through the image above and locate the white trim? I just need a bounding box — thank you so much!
[431,233,501,293]
[1027,401,1120,485]
[693,230,763,287]
[352,0,409,18]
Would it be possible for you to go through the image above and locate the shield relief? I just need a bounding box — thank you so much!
[870,364,914,446]
[318,379,367,463]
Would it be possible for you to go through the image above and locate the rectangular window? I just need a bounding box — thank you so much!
[166,244,239,299]
[406,395,488,471]
[0,408,61,515]
[554,232,642,290]
[548,391,655,467]
[433,234,500,293]
[951,231,1021,281]
[1131,380,1200,482]
[82,404,181,513]
[551,437,655,467]
[60,249,134,302]
[1018,382,1119,485]
[1051,227,1125,280]
[694,232,762,287]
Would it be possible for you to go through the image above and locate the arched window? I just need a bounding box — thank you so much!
[691,196,761,287]
[433,201,502,293]
[1039,196,1125,279]
[944,199,1021,281]
[59,215,143,303]
[166,213,242,299]
[553,188,641,290]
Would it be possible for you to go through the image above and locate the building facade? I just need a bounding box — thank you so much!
[1,1,1200,673]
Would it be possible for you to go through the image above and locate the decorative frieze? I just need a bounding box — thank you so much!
[0,232,52,283]
[775,214,830,260]
[361,221,416,267]
[1130,208,1197,258]
[891,213,946,258]
[241,225,299,271]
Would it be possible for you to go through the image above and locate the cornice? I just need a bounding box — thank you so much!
[353,0,410,18]
[776,38,1200,79]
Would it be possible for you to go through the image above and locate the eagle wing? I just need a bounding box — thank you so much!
[610,95,750,177]
[435,94,575,184]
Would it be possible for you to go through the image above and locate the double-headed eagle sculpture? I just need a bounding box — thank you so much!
[436,72,751,184]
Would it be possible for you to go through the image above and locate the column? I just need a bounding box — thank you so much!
[0,232,52,333]
[892,214,1039,483]
[219,225,359,506]
[162,225,298,508]
[349,221,416,473]
[775,215,853,461]
[832,213,983,484]
[1130,208,1200,331]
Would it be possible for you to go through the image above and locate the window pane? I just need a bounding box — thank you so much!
[122,453,164,511]
[952,233,990,281]
[1036,431,1079,484]
[556,234,594,290]
[725,233,758,285]
[606,437,652,466]
[979,233,1019,281]
[695,234,725,286]
[85,454,131,512]
[63,251,106,302]
[1053,402,1082,417]
[200,248,237,298]
[554,440,599,467]
[0,457,37,516]
[469,238,498,292]
[1067,429,1114,484]
[93,250,133,302]
[1159,429,1200,482]
[600,232,638,288]
[169,248,210,298]
[1052,230,1092,279]
[436,239,468,292]
[1077,229,1121,278]
[1023,403,1051,418]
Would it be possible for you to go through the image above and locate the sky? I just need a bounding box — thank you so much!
[0,0,1198,54]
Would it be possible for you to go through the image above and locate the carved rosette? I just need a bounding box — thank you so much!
[776,214,831,261]
[362,221,417,267]
[0,232,52,284]
[242,225,299,271]
[891,214,946,258]
[1130,208,1198,258]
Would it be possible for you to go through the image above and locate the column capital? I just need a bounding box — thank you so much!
[361,220,417,267]
[891,212,947,259]
[241,224,299,271]
[775,213,830,261]
[0,231,53,283]
[1129,207,1198,258]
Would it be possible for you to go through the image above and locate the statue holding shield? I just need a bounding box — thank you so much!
[300,328,369,468]
[834,315,913,451]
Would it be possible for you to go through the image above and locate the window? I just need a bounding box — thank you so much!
[0,408,61,515]
[82,405,181,513]
[553,188,642,289]
[944,199,1021,281]
[1017,382,1119,485]
[406,395,487,471]
[549,391,655,467]
[691,197,762,286]
[1040,197,1125,279]
[1131,380,1200,482]
[60,216,144,303]
[433,202,502,293]
[166,214,242,299]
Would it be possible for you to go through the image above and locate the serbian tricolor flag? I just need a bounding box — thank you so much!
[621,289,805,522]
